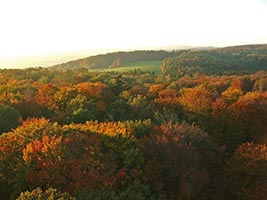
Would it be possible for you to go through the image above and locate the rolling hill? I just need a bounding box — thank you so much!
[161,44,267,77]
[51,50,177,71]
[50,44,267,77]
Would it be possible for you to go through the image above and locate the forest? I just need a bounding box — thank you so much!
[161,44,267,77]
[1,44,267,199]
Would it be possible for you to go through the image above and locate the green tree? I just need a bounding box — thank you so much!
[0,105,21,134]
[105,98,131,121]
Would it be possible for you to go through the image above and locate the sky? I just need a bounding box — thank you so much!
[0,0,267,68]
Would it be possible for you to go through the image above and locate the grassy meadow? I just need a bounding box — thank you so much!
[94,61,162,74]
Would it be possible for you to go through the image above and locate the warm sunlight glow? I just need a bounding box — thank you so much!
[0,0,266,68]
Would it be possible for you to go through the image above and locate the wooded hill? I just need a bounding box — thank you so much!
[51,50,177,70]
[161,44,267,76]
[51,45,267,77]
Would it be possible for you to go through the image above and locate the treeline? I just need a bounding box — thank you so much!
[1,68,267,199]
[161,44,267,76]
[52,50,177,70]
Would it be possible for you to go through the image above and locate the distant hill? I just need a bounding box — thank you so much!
[160,44,267,77]
[51,50,178,70]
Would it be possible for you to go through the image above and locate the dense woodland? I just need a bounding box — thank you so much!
[161,44,267,76]
[1,44,267,199]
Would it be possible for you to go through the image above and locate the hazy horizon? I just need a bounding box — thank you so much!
[1,43,266,69]
[0,0,266,68]
[0,44,209,68]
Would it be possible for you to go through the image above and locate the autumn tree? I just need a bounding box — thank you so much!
[0,118,62,199]
[227,142,267,200]
[140,122,218,199]
[17,187,76,200]
[178,86,213,116]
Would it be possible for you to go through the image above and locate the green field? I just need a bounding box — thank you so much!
[102,61,162,74]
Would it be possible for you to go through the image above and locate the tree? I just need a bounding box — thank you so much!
[178,86,213,116]
[221,86,243,104]
[0,118,62,199]
[0,105,21,134]
[17,187,76,200]
[228,142,267,200]
[141,122,213,199]
[210,98,243,152]
[65,94,96,123]
[128,94,152,120]
[105,98,131,121]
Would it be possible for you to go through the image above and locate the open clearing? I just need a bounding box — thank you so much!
[100,61,162,74]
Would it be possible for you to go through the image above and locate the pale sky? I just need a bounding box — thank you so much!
[0,0,267,68]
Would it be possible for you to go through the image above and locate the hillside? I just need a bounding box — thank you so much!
[161,44,267,77]
[51,50,177,70]
[50,44,266,75]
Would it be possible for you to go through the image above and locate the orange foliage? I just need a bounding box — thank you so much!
[212,98,227,116]
[231,78,243,90]
[23,135,63,164]
[233,142,267,163]
[229,92,267,140]
[156,89,179,106]
[222,87,243,104]
[13,118,60,141]
[66,121,129,137]
[76,82,106,99]
[229,142,267,200]
[148,84,165,97]
[178,86,212,115]
[148,84,165,92]
[34,84,58,110]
